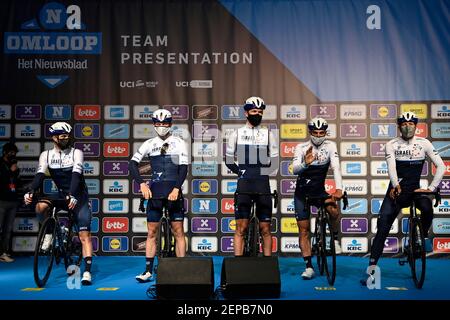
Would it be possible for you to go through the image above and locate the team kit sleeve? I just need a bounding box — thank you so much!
[176,139,189,189]
[225,130,240,175]
[329,142,343,190]
[385,140,399,188]
[292,143,306,176]
[69,149,84,196]
[129,140,151,184]
[425,139,446,191]
[29,151,48,191]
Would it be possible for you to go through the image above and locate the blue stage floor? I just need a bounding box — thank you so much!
[1,256,449,300]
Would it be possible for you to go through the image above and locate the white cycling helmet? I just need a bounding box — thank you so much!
[48,122,72,135]
[152,109,173,123]
[397,111,418,125]
[244,96,266,111]
[308,117,328,131]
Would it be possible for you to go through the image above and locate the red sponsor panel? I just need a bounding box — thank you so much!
[103,142,130,157]
[102,217,129,233]
[415,123,427,138]
[432,161,450,176]
[325,179,336,194]
[74,105,101,120]
[221,198,235,214]
[433,238,450,253]
[281,142,298,157]
[259,236,278,253]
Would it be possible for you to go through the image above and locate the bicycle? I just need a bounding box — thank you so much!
[309,191,348,286]
[398,188,441,289]
[233,190,278,257]
[139,195,184,273]
[31,195,82,287]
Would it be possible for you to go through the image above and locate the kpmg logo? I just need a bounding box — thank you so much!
[16,124,41,139]
[340,142,367,157]
[340,199,368,214]
[370,123,397,139]
[15,105,41,120]
[280,237,301,253]
[280,105,307,120]
[340,124,367,139]
[370,104,397,119]
[103,161,129,176]
[340,104,367,119]
[310,104,336,119]
[221,105,245,120]
[431,123,450,138]
[191,218,218,233]
[74,124,100,139]
[343,179,367,195]
[133,105,159,120]
[431,104,450,119]
[192,198,218,214]
[104,124,130,139]
[0,105,12,119]
[74,142,100,157]
[341,218,368,234]
[45,104,71,120]
[105,105,130,120]
[17,161,38,176]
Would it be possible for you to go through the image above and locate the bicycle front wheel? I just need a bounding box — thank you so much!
[321,216,336,286]
[409,218,426,289]
[33,217,57,287]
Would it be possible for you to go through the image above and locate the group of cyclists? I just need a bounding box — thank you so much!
[21,96,445,286]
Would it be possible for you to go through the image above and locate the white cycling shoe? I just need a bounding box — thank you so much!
[301,267,315,280]
[81,271,92,285]
[136,271,153,283]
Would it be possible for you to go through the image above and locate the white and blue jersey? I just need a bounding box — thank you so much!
[385,136,445,192]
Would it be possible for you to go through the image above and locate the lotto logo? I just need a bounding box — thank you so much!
[102,218,129,233]
[74,105,100,120]
[103,142,130,157]
[281,142,298,157]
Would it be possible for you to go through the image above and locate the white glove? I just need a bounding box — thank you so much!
[24,192,33,204]
[68,195,78,209]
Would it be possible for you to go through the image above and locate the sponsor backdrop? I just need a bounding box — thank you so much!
[1,0,449,256]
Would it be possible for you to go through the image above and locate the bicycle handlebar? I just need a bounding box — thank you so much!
[26,190,71,209]
[394,188,441,208]
[305,191,349,210]
[233,190,278,209]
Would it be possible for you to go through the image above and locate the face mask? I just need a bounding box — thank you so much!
[5,154,17,164]
[311,136,326,146]
[400,126,415,139]
[155,126,171,137]
[57,138,71,150]
[247,114,262,127]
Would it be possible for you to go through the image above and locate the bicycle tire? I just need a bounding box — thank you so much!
[33,217,57,288]
[314,216,325,275]
[322,216,336,286]
[410,217,426,289]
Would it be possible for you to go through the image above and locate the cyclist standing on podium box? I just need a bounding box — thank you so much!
[225,96,279,257]
[130,109,189,283]
[292,117,344,280]
[363,112,445,285]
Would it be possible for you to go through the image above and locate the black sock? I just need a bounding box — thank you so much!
[84,256,92,273]
[145,257,154,273]
[303,256,313,269]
